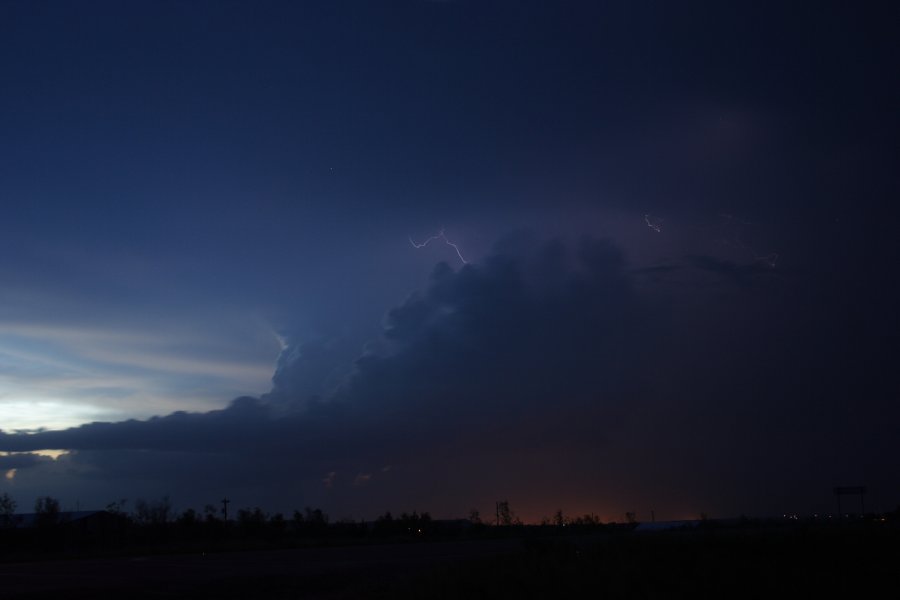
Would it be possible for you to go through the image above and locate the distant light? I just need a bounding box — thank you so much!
[4,468,15,480]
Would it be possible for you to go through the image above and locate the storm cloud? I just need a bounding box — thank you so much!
[1,233,897,520]
[0,236,650,515]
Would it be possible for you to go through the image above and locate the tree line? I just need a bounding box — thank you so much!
[0,490,636,560]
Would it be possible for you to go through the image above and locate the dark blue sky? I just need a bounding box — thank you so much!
[1,1,898,521]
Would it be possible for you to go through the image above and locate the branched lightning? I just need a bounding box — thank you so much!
[409,229,468,264]
[644,214,663,233]
[409,231,442,249]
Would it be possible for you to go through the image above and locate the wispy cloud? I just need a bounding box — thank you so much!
[0,313,280,431]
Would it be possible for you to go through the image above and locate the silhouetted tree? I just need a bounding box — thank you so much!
[0,492,16,528]
[469,508,482,525]
[305,507,328,525]
[203,504,220,523]
[105,498,128,517]
[572,514,601,526]
[374,511,394,536]
[401,511,431,534]
[237,507,267,535]
[374,510,432,536]
[177,508,199,527]
[134,496,172,526]
[291,508,305,530]
[292,507,328,536]
[554,509,565,527]
[270,512,287,537]
[34,496,60,527]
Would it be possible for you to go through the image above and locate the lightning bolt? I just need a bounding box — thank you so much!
[644,214,662,233]
[409,229,468,264]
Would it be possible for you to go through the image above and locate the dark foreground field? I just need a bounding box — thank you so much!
[1,525,897,599]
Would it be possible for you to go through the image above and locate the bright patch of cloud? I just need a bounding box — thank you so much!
[0,399,111,432]
[0,314,281,431]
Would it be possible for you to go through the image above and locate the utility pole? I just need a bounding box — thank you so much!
[221,497,230,521]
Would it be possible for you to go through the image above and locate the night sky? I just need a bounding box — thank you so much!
[1,1,898,522]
